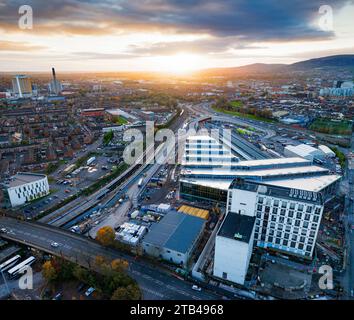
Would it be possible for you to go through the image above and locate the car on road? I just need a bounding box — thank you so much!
[192,285,202,292]
[0,228,8,233]
[85,287,96,297]
[52,292,63,300]
[51,242,60,248]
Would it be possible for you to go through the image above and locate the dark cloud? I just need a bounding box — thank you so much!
[0,0,351,40]
[127,37,268,56]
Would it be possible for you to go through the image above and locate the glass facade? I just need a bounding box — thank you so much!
[180,181,227,204]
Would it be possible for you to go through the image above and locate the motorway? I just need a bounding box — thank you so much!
[0,217,224,300]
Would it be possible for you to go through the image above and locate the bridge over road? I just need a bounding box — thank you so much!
[0,216,222,300]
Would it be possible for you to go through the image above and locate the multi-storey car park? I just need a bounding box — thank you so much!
[179,134,341,286]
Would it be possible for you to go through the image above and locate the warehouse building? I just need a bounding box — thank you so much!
[2,172,49,207]
[105,108,138,122]
[142,211,205,267]
[318,145,336,158]
[284,144,325,161]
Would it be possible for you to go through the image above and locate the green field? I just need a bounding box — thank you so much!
[115,116,128,125]
[310,118,352,136]
[230,100,243,108]
[212,106,275,123]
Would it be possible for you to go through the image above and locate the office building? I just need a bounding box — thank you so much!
[12,75,32,98]
[2,172,50,207]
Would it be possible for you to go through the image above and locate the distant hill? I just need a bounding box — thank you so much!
[289,54,354,70]
[198,54,354,76]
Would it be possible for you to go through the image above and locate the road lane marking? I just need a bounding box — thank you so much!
[139,286,165,299]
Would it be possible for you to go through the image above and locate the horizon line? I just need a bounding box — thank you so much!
[0,53,352,74]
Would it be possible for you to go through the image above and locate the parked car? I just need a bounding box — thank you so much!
[85,287,96,297]
[52,292,63,300]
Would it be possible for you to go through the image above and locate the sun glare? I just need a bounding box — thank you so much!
[153,53,208,74]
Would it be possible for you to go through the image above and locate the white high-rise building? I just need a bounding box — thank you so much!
[12,75,32,98]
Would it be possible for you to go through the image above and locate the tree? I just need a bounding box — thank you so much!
[96,226,115,246]
[111,284,141,300]
[103,130,114,145]
[95,255,108,268]
[42,261,57,282]
[72,265,89,283]
[111,259,129,272]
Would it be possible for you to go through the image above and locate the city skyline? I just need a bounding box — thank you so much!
[0,0,353,73]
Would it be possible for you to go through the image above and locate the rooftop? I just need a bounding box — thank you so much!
[143,211,205,254]
[6,172,47,188]
[187,135,216,141]
[230,179,324,204]
[285,144,322,157]
[181,165,329,179]
[180,178,233,191]
[263,174,341,192]
[235,157,311,167]
[178,205,209,220]
[218,211,255,243]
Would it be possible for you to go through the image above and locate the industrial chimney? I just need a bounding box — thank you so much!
[52,67,56,81]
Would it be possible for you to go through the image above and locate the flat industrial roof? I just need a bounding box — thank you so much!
[218,211,255,243]
[187,135,216,141]
[182,157,312,170]
[7,172,47,188]
[106,108,137,120]
[181,172,340,193]
[235,157,311,167]
[181,165,329,178]
[178,205,209,220]
[180,178,232,190]
[263,175,341,192]
[143,211,205,254]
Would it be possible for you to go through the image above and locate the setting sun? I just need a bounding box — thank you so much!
[151,53,209,74]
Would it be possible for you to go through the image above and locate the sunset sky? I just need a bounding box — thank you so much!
[0,0,353,72]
